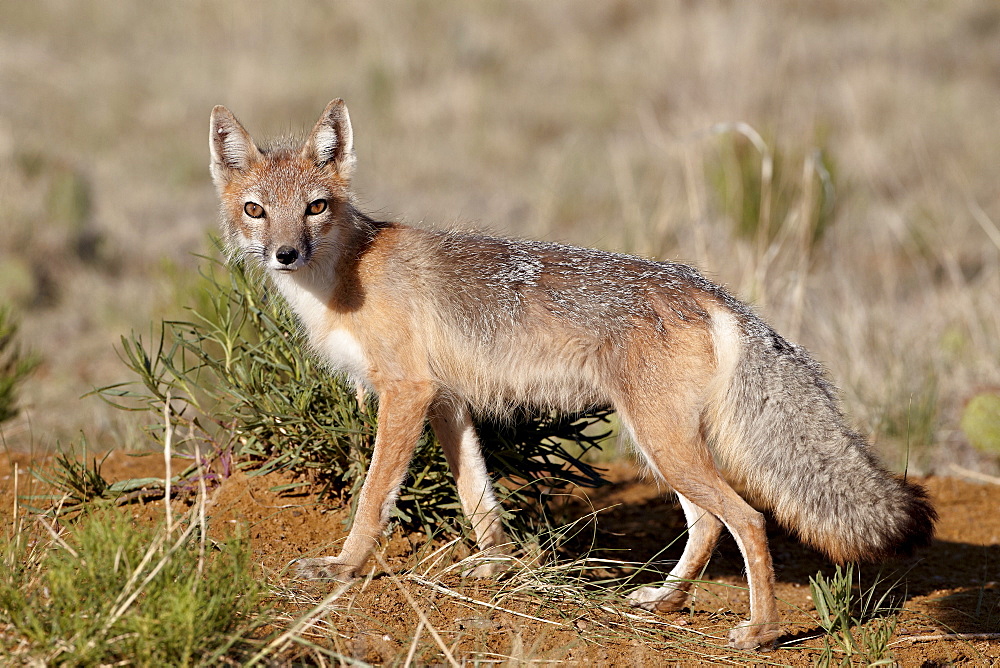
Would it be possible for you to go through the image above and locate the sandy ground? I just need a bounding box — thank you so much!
[2,450,998,666]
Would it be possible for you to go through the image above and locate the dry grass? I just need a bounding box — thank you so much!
[1,1,999,476]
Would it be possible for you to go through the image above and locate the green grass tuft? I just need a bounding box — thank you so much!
[0,509,269,666]
[0,305,40,425]
[707,126,836,257]
[809,564,900,667]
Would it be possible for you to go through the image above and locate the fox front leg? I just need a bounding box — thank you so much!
[293,380,436,581]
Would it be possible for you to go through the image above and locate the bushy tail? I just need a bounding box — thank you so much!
[706,311,937,563]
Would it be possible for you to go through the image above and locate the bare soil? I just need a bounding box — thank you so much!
[2,450,998,666]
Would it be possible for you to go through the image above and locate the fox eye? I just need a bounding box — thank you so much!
[244,202,265,219]
[306,199,328,216]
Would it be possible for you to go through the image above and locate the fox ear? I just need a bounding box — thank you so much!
[303,99,356,178]
[210,106,260,185]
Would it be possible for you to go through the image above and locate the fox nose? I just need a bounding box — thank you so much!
[275,246,299,266]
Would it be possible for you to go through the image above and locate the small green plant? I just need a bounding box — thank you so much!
[44,444,112,506]
[0,305,40,424]
[961,392,1000,455]
[707,125,836,256]
[26,439,185,517]
[809,564,899,667]
[45,164,93,231]
[98,257,611,539]
[0,508,270,665]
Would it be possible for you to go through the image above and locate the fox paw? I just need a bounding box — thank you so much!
[291,557,359,583]
[727,620,781,651]
[461,556,510,579]
[626,585,688,612]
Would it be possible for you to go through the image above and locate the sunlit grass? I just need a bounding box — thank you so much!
[0,505,270,665]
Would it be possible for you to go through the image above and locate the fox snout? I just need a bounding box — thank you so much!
[265,239,311,272]
[275,245,300,268]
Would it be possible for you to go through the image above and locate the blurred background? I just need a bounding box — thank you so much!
[1,0,998,474]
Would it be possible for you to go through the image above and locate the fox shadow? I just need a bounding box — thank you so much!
[557,478,1000,635]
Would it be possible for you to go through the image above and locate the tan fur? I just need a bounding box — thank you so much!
[208,100,935,651]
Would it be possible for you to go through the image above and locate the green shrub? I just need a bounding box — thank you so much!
[98,257,611,538]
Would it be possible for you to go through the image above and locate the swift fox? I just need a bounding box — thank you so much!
[209,99,936,650]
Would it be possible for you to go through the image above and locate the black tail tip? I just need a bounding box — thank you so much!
[890,477,938,558]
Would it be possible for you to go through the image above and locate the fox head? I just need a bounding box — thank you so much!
[209,99,357,274]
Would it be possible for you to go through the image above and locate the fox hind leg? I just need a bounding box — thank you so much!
[430,398,509,577]
[621,402,781,650]
[627,492,722,611]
